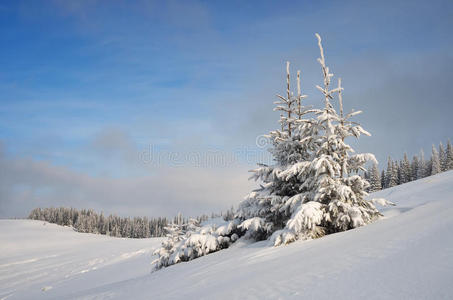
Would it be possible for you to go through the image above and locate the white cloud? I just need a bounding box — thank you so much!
[0,145,253,218]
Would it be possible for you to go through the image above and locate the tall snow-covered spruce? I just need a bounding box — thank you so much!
[236,34,391,246]
[257,33,389,246]
[235,59,314,242]
[152,34,391,270]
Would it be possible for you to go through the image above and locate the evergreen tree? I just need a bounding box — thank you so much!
[236,59,314,241]
[393,161,400,186]
[143,217,151,238]
[426,159,432,177]
[400,153,411,184]
[381,170,386,189]
[99,213,106,234]
[411,155,419,181]
[240,34,384,246]
[363,169,370,182]
[431,144,441,175]
[446,140,453,170]
[439,142,446,172]
[385,157,398,188]
[152,217,240,270]
[417,150,426,179]
[368,163,381,192]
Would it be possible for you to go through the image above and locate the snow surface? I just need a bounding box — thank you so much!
[2,171,453,299]
[0,221,163,300]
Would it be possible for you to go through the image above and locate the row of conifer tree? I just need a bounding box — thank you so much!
[366,140,453,192]
[28,206,235,238]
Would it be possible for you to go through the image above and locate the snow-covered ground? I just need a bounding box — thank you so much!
[1,171,453,299]
[0,221,163,300]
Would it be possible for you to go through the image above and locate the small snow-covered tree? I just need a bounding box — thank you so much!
[439,142,446,172]
[418,150,426,179]
[152,222,189,269]
[152,218,241,270]
[368,163,381,192]
[446,140,453,170]
[385,157,397,188]
[431,144,441,175]
[411,155,419,181]
[381,170,385,188]
[400,153,411,184]
[392,161,399,185]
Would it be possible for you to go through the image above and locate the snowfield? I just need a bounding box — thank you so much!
[0,221,163,300]
[2,171,453,299]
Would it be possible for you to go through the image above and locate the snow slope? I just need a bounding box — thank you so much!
[0,221,163,300]
[2,171,453,299]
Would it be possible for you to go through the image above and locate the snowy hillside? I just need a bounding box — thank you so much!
[0,221,163,300]
[2,171,453,299]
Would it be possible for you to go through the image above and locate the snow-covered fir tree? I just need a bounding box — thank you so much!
[439,142,446,172]
[384,157,390,188]
[411,155,419,181]
[152,218,241,270]
[400,153,411,184]
[417,150,426,179]
[393,161,400,185]
[386,157,398,188]
[368,163,381,192]
[431,144,441,175]
[238,33,387,246]
[446,140,453,170]
[381,170,385,188]
[152,221,192,269]
[235,59,314,242]
[439,142,447,172]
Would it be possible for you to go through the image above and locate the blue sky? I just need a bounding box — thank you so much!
[0,0,452,218]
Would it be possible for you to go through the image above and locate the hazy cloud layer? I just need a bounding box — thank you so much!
[0,147,253,218]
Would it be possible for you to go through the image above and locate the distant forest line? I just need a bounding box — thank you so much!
[28,207,234,239]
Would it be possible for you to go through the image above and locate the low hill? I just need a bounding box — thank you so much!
[1,171,453,299]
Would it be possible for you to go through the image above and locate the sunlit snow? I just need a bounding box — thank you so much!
[1,171,453,299]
